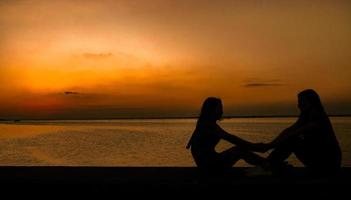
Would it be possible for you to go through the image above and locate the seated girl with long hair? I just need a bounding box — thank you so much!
[186,97,267,170]
[265,89,342,174]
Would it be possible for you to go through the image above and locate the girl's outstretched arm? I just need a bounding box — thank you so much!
[217,125,264,151]
[268,122,318,148]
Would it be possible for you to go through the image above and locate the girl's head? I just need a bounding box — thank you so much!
[198,97,223,122]
[187,97,223,149]
[297,89,329,124]
[298,89,323,113]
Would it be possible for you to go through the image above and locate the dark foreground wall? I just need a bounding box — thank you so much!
[0,167,349,197]
[0,167,349,184]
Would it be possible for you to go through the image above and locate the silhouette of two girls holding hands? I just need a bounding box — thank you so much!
[186,89,342,175]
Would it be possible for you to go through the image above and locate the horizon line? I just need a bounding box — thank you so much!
[1,114,351,121]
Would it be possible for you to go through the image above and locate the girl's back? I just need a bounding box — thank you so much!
[191,123,220,155]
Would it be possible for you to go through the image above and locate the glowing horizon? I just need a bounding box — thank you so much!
[1,0,350,119]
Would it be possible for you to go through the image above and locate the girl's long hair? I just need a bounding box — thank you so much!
[295,89,332,130]
[186,97,222,149]
[196,97,222,126]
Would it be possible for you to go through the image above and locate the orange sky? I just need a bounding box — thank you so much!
[0,0,351,119]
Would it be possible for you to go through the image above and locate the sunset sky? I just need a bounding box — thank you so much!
[0,0,350,119]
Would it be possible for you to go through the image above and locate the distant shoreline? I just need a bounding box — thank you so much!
[1,114,351,122]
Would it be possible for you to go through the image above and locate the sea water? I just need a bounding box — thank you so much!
[0,117,350,167]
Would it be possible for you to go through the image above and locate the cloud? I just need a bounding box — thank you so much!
[83,52,113,59]
[64,91,80,95]
[242,79,285,88]
[243,83,283,87]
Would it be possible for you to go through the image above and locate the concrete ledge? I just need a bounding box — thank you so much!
[0,167,349,185]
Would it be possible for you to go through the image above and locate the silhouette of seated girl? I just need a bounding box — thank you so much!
[263,89,342,174]
[186,97,266,170]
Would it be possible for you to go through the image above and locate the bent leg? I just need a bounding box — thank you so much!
[220,146,266,168]
[268,136,302,166]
